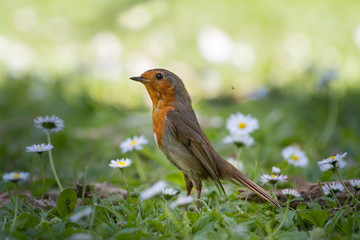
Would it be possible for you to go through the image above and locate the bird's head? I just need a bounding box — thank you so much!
[130,68,191,107]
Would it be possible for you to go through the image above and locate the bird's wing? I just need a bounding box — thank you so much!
[166,109,225,194]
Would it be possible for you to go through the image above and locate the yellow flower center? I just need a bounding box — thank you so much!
[238,122,246,129]
[130,140,137,146]
[13,173,20,178]
[291,155,298,161]
[117,161,126,166]
[35,147,39,150]
[329,156,335,159]
[272,174,276,179]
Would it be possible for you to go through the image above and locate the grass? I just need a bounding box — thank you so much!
[0,76,360,239]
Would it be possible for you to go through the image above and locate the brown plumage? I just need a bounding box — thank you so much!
[130,68,280,209]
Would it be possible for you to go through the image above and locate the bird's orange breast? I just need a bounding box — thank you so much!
[143,80,176,148]
[152,106,174,147]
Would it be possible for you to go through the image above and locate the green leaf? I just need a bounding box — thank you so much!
[35,220,53,236]
[193,223,227,240]
[297,209,328,228]
[111,227,143,239]
[324,208,343,234]
[277,230,308,240]
[16,212,40,229]
[57,188,78,218]
[52,222,65,235]
[296,203,307,211]
[186,211,201,225]
[192,214,213,234]
[146,219,165,234]
[221,214,236,227]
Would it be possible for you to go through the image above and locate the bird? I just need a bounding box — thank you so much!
[130,68,280,209]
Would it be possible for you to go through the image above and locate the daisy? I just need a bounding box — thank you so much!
[140,181,167,200]
[281,146,309,167]
[349,179,360,192]
[322,182,345,196]
[223,134,255,147]
[108,158,132,168]
[170,196,193,208]
[272,166,281,174]
[162,187,179,200]
[120,135,148,153]
[226,112,259,136]
[34,115,65,132]
[317,152,347,172]
[3,171,29,183]
[226,158,245,171]
[260,174,288,185]
[282,189,301,199]
[25,143,54,154]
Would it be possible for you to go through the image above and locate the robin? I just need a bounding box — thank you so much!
[130,68,280,209]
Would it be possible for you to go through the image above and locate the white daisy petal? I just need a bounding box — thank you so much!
[317,152,347,172]
[281,146,309,167]
[140,181,167,200]
[3,171,29,183]
[272,166,281,174]
[226,112,259,136]
[170,196,193,208]
[34,115,65,132]
[349,179,360,192]
[120,135,148,153]
[25,143,54,154]
[226,158,245,171]
[282,188,301,198]
[260,174,288,185]
[319,163,333,172]
[223,134,255,147]
[162,187,178,196]
[162,187,179,200]
[108,158,132,168]
[322,182,344,196]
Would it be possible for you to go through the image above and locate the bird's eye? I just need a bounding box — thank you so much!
[155,73,163,80]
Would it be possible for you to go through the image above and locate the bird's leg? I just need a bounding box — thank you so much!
[195,182,202,211]
[182,174,193,215]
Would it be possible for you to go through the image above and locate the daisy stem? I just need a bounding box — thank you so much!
[120,169,129,199]
[331,190,342,207]
[334,167,357,202]
[5,183,15,205]
[274,198,289,233]
[352,191,359,205]
[164,201,170,216]
[46,130,63,192]
[273,183,278,200]
[318,181,332,209]
[10,182,19,232]
[134,153,146,182]
[163,201,176,235]
[236,147,242,160]
[39,154,45,199]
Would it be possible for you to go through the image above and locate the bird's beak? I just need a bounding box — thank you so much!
[130,76,147,83]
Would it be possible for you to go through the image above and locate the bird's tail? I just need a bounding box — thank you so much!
[219,159,280,208]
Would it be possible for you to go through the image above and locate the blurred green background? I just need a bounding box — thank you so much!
[1,0,360,190]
